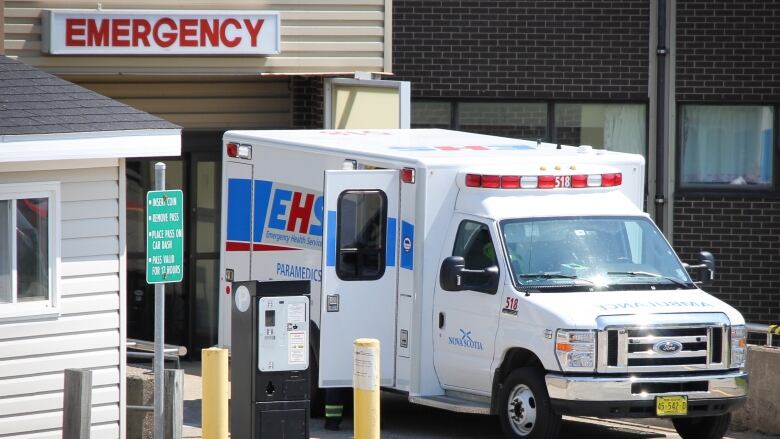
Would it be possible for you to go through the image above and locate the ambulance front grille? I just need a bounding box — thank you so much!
[599,324,729,373]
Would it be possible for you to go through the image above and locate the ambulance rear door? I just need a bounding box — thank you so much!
[319,169,400,388]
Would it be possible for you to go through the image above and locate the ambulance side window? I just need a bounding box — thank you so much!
[453,221,497,271]
[336,190,387,281]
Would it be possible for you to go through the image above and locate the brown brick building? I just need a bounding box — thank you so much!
[393,0,780,325]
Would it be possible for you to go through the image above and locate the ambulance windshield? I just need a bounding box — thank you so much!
[501,216,695,291]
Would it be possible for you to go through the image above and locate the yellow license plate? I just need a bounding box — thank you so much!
[656,396,688,416]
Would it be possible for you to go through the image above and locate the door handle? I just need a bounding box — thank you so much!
[439,312,445,329]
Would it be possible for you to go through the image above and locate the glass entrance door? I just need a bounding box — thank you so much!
[126,160,188,347]
[189,153,221,354]
[125,132,223,358]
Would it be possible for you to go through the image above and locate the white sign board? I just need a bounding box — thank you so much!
[42,9,280,55]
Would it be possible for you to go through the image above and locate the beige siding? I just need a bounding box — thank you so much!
[0,162,122,437]
[4,0,387,75]
[63,75,293,130]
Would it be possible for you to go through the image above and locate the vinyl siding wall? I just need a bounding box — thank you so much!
[0,158,124,439]
[63,75,293,130]
[3,0,388,75]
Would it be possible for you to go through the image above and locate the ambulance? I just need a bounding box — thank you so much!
[219,129,747,439]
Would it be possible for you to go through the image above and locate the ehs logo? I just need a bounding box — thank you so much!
[448,329,484,351]
[226,179,323,251]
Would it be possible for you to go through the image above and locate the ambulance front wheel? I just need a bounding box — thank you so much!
[499,368,561,439]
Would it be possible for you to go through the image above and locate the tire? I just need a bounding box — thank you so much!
[498,368,561,439]
[672,413,731,439]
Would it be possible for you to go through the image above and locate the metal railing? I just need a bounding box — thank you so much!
[127,338,187,370]
[746,323,780,347]
[126,338,187,413]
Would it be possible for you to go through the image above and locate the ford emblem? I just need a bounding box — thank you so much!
[653,340,683,355]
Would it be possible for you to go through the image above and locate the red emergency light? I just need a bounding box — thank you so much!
[464,172,622,189]
[226,143,252,159]
[401,167,416,184]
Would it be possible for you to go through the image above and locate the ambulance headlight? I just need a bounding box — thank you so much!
[555,330,596,372]
[730,325,747,368]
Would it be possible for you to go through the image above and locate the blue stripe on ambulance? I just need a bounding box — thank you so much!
[386,217,397,267]
[227,178,251,242]
[253,180,273,244]
[326,210,337,267]
[401,221,414,270]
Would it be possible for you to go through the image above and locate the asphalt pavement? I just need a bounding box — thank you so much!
[179,361,770,439]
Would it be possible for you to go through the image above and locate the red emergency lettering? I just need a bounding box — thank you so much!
[65,18,87,47]
[243,19,264,47]
[179,19,198,47]
[199,19,220,47]
[153,18,177,48]
[220,18,241,48]
[111,19,130,47]
[85,19,109,46]
[132,19,152,47]
[287,193,315,234]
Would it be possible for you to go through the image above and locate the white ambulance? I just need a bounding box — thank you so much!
[219,129,747,439]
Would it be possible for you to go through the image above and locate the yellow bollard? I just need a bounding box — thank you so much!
[202,347,229,439]
[353,338,380,439]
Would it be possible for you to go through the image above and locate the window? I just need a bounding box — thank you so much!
[409,100,648,158]
[0,182,59,320]
[554,103,647,155]
[459,102,547,139]
[680,105,773,188]
[453,221,497,271]
[411,101,452,129]
[336,190,387,280]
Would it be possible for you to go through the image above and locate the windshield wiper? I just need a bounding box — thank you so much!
[606,271,692,289]
[517,273,595,285]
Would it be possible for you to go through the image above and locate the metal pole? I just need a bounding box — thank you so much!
[154,162,166,439]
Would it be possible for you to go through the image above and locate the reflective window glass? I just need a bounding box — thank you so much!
[681,105,773,187]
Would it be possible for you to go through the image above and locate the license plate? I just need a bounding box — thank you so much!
[655,395,688,416]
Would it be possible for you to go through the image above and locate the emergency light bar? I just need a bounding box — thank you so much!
[465,172,622,189]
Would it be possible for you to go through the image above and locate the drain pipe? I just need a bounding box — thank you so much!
[654,0,669,232]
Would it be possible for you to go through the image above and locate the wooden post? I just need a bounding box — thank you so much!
[164,369,183,439]
[63,369,92,439]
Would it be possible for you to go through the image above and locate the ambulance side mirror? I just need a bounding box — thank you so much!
[685,251,715,287]
[440,256,500,294]
[696,251,715,287]
[440,256,466,291]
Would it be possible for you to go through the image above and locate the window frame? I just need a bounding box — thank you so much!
[450,219,500,295]
[335,189,388,281]
[676,102,778,195]
[0,182,61,321]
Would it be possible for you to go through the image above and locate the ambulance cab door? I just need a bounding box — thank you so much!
[218,160,253,348]
[319,169,399,388]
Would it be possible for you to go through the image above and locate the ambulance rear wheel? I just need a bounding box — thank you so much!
[672,413,730,439]
[499,368,561,439]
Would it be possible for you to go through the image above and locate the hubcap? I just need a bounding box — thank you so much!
[507,383,537,436]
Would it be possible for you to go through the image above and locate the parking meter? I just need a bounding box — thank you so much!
[231,280,311,439]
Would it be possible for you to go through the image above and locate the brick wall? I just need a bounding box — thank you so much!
[675,0,780,325]
[393,0,650,100]
[676,0,780,102]
[673,197,780,323]
[292,76,324,129]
